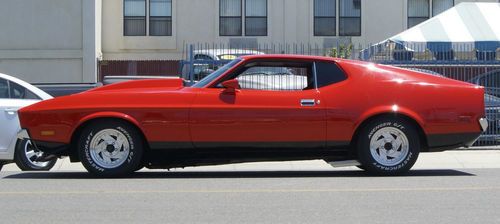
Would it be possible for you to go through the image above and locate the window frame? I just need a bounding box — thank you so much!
[244,0,268,36]
[0,78,10,99]
[219,0,243,36]
[313,0,337,36]
[148,0,173,36]
[432,0,454,16]
[213,59,316,91]
[123,0,147,36]
[338,0,361,36]
[313,61,348,88]
[407,0,430,29]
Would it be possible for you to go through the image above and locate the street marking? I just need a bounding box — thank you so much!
[0,186,500,195]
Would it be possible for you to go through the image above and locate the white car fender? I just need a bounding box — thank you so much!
[0,128,19,161]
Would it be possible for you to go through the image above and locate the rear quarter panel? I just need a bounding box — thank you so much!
[322,60,484,142]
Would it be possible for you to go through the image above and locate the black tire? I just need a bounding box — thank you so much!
[0,162,3,171]
[14,139,57,171]
[78,120,144,177]
[357,117,420,175]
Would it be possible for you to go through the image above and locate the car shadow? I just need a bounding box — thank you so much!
[2,169,475,179]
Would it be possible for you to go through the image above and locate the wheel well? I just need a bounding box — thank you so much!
[68,117,149,162]
[350,113,429,153]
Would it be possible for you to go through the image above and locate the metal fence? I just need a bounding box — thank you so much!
[181,43,500,146]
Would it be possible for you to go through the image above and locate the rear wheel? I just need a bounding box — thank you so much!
[357,117,420,175]
[14,139,57,171]
[78,120,144,177]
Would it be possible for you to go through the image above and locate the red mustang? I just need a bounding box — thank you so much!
[17,55,487,177]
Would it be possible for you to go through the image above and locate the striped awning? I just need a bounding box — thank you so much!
[360,2,500,60]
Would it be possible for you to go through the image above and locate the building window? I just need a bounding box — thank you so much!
[314,0,336,36]
[432,0,453,16]
[339,0,361,36]
[124,0,146,36]
[408,0,429,28]
[245,0,267,36]
[220,0,242,36]
[149,0,172,36]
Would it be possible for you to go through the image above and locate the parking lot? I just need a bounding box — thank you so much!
[1,150,500,224]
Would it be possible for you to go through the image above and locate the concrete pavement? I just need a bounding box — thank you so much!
[3,149,500,172]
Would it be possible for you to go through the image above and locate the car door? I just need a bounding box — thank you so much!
[190,60,326,149]
[0,79,40,152]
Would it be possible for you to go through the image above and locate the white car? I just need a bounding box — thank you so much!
[0,73,57,171]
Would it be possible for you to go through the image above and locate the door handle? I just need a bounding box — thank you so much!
[4,108,18,115]
[300,99,315,107]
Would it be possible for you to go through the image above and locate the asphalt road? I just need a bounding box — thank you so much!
[1,168,500,224]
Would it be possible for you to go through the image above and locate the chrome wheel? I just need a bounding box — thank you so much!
[89,129,130,169]
[369,127,409,166]
[24,140,51,168]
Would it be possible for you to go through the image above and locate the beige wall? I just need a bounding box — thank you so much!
[101,0,499,61]
[0,0,101,83]
[1,0,498,82]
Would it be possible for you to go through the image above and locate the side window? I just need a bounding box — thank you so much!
[194,54,213,60]
[9,81,40,100]
[233,62,313,91]
[0,79,9,98]
[315,61,347,88]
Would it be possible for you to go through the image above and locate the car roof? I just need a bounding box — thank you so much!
[0,73,52,100]
[193,49,265,56]
[240,54,339,62]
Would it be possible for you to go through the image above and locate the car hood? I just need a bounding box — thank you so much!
[86,78,184,93]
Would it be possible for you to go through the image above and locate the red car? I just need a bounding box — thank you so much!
[17,55,487,177]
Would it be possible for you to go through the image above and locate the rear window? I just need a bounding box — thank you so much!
[315,61,347,88]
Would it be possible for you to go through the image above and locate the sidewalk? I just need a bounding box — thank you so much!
[3,150,500,172]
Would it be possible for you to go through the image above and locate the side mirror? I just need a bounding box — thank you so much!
[221,79,240,94]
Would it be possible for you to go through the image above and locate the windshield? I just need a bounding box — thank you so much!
[192,58,242,88]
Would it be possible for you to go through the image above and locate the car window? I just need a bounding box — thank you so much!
[0,78,9,99]
[315,61,348,88]
[228,61,313,91]
[9,81,40,100]
[193,59,242,88]
[194,54,213,60]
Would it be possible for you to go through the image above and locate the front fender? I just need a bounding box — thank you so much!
[72,111,143,139]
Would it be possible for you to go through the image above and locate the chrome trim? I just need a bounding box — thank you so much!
[479,118,488,132]
[312,62,318,89]
[328,160,361,168]
[300,99,315,107]
[17,129,30,140]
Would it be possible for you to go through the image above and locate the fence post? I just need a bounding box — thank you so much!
[188,44,194,83]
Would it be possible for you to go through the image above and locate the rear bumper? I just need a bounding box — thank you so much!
[427,117,488,151]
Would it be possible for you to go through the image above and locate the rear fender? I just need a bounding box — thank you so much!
[354,105,427,134]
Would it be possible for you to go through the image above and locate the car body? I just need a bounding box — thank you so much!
[404,68,500,146]
[182,49,265,82]
[0,73,57,171]
[17,55,487,177]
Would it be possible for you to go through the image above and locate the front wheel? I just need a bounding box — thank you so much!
[357,117,420,175]
[14,139,57,171]
[78,120,144,177]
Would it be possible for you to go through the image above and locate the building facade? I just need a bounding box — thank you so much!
[0,0,498,83]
